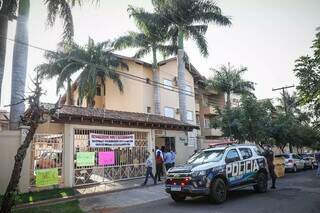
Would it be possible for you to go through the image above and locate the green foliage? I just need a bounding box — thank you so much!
[152,0,231,54]
[113,6,177,66]
[294,31,320,125]
[36,38,127,106]
[213,94,320,151]
[207,63,255,109]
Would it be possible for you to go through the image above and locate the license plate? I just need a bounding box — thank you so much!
[171,186,181,192]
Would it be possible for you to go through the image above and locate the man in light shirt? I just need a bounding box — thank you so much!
[142,151,156,186]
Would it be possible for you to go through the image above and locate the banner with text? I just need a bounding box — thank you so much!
[35,168,59,187]
[89,133,135,148]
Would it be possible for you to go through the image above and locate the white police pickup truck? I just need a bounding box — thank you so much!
[165,144,269,203]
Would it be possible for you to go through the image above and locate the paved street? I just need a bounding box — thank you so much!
[91,170,320,213]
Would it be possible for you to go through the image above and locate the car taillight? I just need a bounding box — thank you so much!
[288,160,293,163]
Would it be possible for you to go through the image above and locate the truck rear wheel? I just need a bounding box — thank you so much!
[254,172,267,193]
[170,193,186,202]
[209,178,227,204]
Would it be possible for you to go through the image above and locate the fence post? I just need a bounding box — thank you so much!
[63,124,74,188]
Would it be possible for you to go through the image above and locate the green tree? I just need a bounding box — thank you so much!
[294,31,320,126]
[36,38,128,107]
[213,94,274,145]
[113,6,176,114]
[6,0,98,129]
[152,0,231,122]
[207,63,255,109]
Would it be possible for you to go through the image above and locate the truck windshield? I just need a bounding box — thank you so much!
[187,149,224,164]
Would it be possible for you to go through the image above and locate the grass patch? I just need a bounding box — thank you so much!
[0,188,75,205]
[13,200,83,213]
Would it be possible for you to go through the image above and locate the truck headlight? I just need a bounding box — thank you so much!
[191,170,206,177]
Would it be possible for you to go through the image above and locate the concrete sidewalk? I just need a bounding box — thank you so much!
[79,183,168,212]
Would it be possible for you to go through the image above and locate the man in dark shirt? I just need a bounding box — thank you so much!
[264,146,277,189]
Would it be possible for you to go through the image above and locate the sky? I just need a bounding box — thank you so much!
[1,0,320,109]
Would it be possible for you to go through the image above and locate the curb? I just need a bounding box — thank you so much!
[13,183,164,210]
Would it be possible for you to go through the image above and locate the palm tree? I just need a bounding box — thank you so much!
[9,0,30,130]
[113,6,176,115]
[8,0,97,129]
[151,0,231,122]
[0,0,17,104]
[37,38,128,107]
[207,63,255,109]
[36,44,79,105]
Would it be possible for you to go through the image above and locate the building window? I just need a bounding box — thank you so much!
[185,85,192,95]
[96,85,102,96]
[164,107,174,118]
[204,118,210,128]
[187,110,193,121]
[163,79,173,90]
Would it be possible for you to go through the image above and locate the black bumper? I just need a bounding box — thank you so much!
[165,185,210,196]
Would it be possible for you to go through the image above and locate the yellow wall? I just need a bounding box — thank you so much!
[103,60,152,113]
[159,59,196,124]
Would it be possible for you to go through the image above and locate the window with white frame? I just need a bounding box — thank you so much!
[187,110,193,121]
[163,79,173,90]
[164,107,175,118]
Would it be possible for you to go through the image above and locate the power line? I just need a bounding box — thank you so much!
[0,34,195,97]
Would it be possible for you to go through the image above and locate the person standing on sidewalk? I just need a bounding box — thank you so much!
[155,150,164,181]
[171,150,176,167]
[164,149,173,171]
[264,146,277,189]
[142,151,156,186]
[315,152,320,177]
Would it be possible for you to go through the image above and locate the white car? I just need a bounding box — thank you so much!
[275,153,305,172]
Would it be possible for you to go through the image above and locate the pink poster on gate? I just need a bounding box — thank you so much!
[98,151,115,166]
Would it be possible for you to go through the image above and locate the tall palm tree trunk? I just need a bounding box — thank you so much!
[9,0,30,130]
[177,30,187,122]
[66,76,73,105]
[0,15,9,105]
[152,47,161,114]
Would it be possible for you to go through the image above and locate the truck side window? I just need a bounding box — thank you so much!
[239,148,253,160]
[225,149,240,163]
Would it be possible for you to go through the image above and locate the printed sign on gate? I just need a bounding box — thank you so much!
[98,151,115,165]
[89,133,135,148]
[35,168,59,187]
[76,152,95,167]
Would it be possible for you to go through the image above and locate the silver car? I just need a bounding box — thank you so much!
[275,153,305,172]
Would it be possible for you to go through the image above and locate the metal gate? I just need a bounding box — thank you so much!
[30,134,64,190]
[73,129,148,186]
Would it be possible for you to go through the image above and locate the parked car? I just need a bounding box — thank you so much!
[275,153,305,172]
[165,144,269,204]
[299,154,316,169]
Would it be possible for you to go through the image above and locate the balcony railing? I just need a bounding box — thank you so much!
[203,106,218,115]
[203,128,223,137]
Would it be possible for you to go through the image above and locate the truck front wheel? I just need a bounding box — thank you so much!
[209,178,227,204]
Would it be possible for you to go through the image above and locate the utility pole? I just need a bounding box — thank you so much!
[272,85,295,153]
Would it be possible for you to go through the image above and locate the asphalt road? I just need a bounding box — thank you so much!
[112,170,320,213]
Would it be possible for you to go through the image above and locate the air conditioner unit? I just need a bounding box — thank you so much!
[176,108,180,114]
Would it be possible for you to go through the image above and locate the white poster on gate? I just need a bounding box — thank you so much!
[89,133,135,148]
